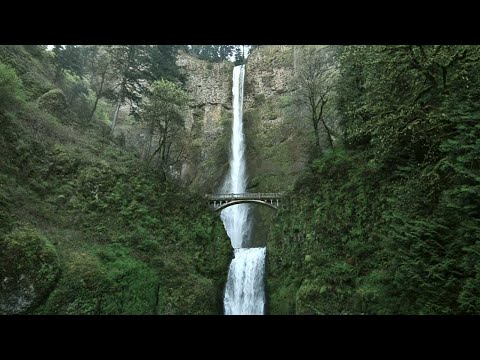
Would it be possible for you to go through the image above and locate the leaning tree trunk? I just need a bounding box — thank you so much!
[88,70,107,123]
[143,122,154,161]
[111,98,122,132]
[312,113,321,147]
[321,119,334,148]
[88,95,101,123]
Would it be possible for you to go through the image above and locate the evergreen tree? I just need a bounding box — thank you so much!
[141,79,189,179]
[52,45,85,82]
[106,45,151,131]
[145,45,185,84]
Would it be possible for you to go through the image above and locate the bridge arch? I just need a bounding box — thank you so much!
[214,199,278,212]
[205,193,282,212]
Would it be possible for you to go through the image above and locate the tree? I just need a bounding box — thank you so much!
[233,45,247,66]
[295,46,335,148]
[189,45,235,62]
[106,45,151,132]
[52,45,85,83]
[141,79,189,178]
[83,45,113,123]
[338,45,480,163]
[145,45,185,84]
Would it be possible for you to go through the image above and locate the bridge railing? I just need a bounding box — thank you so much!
[205,193,282,200]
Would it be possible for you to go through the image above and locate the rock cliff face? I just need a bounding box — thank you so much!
[242,45,339,246]
[173,46,338,208]
[244,45,306,193]
[175,46,309,196]
[175,52,234,193]
[240,46,303,246]
[173,47,306,246]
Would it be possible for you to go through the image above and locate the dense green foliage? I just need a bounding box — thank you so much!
[267,45,480,314]
[52,45,85,81]
[0,61,26,110]
[146,45,186,84]
[0,46,231,315]
[5,43,479,315]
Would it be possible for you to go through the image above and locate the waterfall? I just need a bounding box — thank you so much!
[224,247,266,315]
[221,64,266,315]
[220,65,250,249]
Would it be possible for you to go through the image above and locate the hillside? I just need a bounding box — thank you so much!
[0,45,231,315]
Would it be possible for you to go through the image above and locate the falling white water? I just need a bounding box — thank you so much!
[224,247,266,315]
[221,64,266,315]
[220,65,250,249]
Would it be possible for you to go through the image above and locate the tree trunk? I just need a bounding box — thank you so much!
[111,98,121,132]
[54,66,63,85]
[143,122,154,161]
[312,110,320,147]
[321,119,334,148]
[314,126,320,147]
[147,145,162,167]
[147,126,167,167]
[89,96,101,124]
[88,70,107,123]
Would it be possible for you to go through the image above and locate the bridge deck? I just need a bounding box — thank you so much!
[205,193,281,201]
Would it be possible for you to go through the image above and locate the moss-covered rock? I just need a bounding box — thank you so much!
[0,225,60,314]
[37,88,69,121]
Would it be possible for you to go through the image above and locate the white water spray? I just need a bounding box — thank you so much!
[221,65,250,249]
[221,64,266,315]
[224,247,266,315]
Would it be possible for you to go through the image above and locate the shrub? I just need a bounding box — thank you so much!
[37,88,69,121]
[0,61,25,111]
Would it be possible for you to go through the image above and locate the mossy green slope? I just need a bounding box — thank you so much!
[266,45,480,315]
[0,46,231,315]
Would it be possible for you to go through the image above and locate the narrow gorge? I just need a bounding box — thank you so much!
[2,44,480,315]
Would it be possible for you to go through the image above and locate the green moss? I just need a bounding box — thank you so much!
[0,225,60,314]
[0,44,234,315]
[37,245,160,315]
[157,272,217,315]
[37,88,69,121]
[0,61,26,111]
[0,45,54,99]
[267,280,297,315]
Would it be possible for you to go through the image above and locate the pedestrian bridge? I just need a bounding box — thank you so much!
[205,193,282,212]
